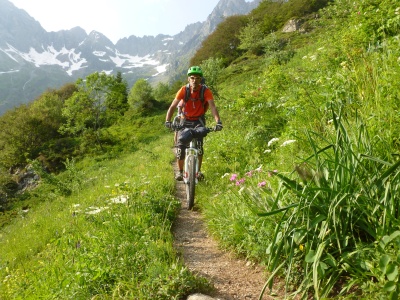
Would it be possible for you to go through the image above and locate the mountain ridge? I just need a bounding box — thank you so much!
[0,0,261,114]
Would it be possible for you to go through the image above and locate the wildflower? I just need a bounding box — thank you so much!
[281,140,296,147]
[230,174,238,181]
[222,173,230,178]
[268,138,279,147]
[299,244,304,251]
[258,181,267,187]
[255,166,262,172]
[245,171,253,177]
[236,178,245,186]
[86,206,109,215]
[268,170,278,177]
[263,149,272,153]
[110,195,128,204]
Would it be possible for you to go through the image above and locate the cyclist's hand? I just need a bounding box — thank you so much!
[214,121,223,131]
[165,121,172,129]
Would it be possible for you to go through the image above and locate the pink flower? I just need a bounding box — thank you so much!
[236,178,245,186]
[230,174,238,181]
[268,170,278,177]
[245,171,253,177]
[258,181,267,187]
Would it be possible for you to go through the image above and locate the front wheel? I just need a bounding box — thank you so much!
[186,155,196,210]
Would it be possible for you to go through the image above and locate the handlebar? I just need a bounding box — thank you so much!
[171,124,215,132]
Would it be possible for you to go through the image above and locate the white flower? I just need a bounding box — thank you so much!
[263,149,272,153]
[221,173,230,178]
[268,138,279,147]
[110,195,129,204]
[86,206,109,215]
[281,140,296,147]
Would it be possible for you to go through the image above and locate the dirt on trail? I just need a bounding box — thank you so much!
[171,164,283,300]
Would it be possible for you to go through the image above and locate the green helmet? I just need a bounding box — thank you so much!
[187,66,203,77]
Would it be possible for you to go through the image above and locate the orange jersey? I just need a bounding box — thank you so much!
[176,85,213,119]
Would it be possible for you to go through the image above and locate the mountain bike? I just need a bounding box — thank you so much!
[172,118,213,210]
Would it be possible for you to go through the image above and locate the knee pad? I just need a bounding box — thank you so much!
[197,140,204,156]
[176,147,185,160]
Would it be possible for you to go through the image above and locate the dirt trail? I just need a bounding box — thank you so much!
[171,164,280,299]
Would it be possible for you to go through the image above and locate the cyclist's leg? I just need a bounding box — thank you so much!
[197,138,205,180]
[175,136,186,181]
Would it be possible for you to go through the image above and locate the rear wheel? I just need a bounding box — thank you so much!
[186,155,196,210]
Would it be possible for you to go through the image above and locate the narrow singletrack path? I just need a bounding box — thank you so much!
[171,162,279,299]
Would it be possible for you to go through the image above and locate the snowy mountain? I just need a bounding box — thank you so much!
[0,0,261,114]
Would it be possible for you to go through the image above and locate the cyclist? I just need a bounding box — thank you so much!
[165,66,223,181]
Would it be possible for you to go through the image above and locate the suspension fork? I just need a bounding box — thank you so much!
[183,139,199,183]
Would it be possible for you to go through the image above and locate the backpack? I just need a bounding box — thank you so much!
[183,83,209,113]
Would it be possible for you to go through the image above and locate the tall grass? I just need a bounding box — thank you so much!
[256,107,400,299]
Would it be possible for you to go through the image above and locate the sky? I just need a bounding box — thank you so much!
[8,0,227,44]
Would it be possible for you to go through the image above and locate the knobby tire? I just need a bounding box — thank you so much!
[186,155,196,210]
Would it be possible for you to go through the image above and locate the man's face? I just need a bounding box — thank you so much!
[188,75,202,90]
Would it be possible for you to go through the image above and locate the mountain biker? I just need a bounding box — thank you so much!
[165,66,223,181]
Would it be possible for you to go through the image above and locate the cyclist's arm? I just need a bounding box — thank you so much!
[207,100,221,123]
[166,98,181,122]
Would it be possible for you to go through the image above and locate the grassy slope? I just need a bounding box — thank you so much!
[0,134,210,299]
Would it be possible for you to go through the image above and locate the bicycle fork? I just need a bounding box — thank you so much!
[183,141,199,184]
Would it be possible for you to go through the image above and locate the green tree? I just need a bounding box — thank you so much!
[128,79,154,114]
[153,82,172,104]
[0,87,70,169]
[60,72,127,149]
[105,72,129,124]
[190,15,248,66]
[238,17,265,55]
[0,105,32,167]
[200,57,224,100]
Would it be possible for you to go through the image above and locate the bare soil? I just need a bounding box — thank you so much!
[171,164,283,299]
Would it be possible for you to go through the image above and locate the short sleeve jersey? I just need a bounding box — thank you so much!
[176,85,213,119]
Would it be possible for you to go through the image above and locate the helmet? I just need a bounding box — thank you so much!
[187,66,203,77]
